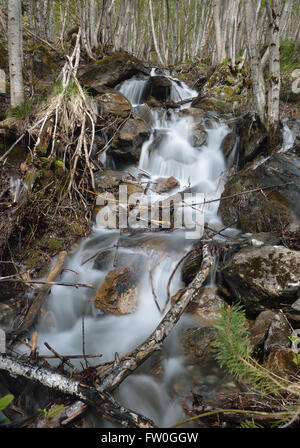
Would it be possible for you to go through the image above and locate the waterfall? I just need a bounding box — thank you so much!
[19,72,238,427]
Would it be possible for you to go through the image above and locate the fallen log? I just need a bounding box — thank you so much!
[12,251,68,335]
[97,243,213,394]
[0,354,156,428]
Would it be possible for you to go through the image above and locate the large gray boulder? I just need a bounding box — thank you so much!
[221,245,300,314]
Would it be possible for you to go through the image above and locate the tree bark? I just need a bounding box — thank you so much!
[7,0,24,107]
[266,0,281,133]
[244,0,266,123]
[0,354,155,428]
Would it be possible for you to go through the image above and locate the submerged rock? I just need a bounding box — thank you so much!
[179,327,217,365]
[94,267,139,315]
[181,249,203,285]
[221,245,300,314]
[219,152,300,233]
[172,286,224,326]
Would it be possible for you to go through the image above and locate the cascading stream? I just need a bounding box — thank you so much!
[22,72,239,427]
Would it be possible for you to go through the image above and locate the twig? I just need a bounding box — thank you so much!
[11,251,68,335]
[163,247,198,314]
[0,278,95,288]
[44,342,79,373]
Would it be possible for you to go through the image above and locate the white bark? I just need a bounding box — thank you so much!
[149,0,165,66]
[213,0,226,63]
[266,0,281,131]
[244,0,266,123]
[8,0,24,107]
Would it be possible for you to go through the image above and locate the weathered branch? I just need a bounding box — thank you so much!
[0,354,155,428]
[12,251,68,335]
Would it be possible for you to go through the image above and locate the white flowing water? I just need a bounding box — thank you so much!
[21,73,239,427]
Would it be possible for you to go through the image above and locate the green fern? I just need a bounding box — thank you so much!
[212,303,299,397]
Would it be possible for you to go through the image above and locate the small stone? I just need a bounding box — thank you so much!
[94,267,139,315]
[153,176,179,193]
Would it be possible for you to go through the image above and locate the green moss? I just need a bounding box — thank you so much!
[8,101,33,119]
[26,249,42,268]
[48,238,64,252]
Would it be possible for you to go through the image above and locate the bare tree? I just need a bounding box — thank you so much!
[7,0,24,108]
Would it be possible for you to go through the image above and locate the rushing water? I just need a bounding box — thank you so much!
[19,72,242,427]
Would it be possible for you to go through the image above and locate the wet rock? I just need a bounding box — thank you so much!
[221,131,236,158]
[94,169,143,195]
[133,104,154,127]
[93,250,114,270]
[145,96,161,108]
[144,76,172,101]
[190,125,207,147]
[94,92,131,118]
[263,349,298,377]
[0,303,13,328]
[179,107,205,122]
[78,52,150,92]
[263,312,291,354]
[173,286,224,326]
[181,249,203,285]
[219,152,300,233]
[179,327,217,365]
[108,118,151,163]
[94,267,139,315]
[250,310,277,351]
[221,245,300,315]
[235,112,268,167]
[153,176,179,193]
[186,287,225,326]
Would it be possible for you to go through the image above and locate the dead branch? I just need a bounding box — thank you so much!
[163,247,198,314]
[0,278,95,289]
[96,243,213,394]
[0,354,156,428]
[11,251,68,336]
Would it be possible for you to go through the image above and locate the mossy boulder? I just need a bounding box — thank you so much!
[202,59,250,101]
[219,152,300,233]
[221,245,300,315]
[94,92,131,118]
[78,52,150,92]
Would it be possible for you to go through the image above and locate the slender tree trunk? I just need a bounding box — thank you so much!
[8,0,24,108]
[266,0,281,133]
[213,0,225,63]
[244,0,266,123]
[149,0,164,65]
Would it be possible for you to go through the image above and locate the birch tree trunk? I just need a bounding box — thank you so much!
[8,0,24,108]
[244,0,266,123]
[213,0,225,63]
[149,0,165,66]
[266,0,281,133]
